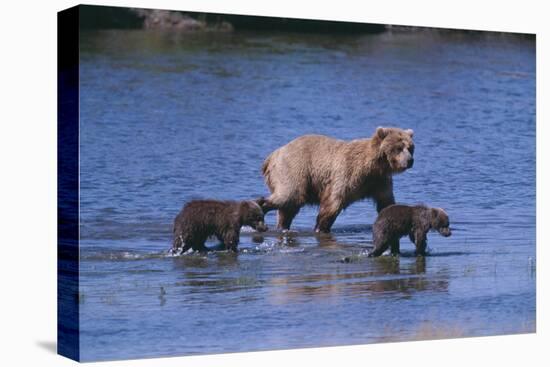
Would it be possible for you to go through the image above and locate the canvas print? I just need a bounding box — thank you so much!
[58,5,536,362]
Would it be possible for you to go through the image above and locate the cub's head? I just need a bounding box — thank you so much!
[373,127,415,173]
[239,199,268,232]
[430,208,451,237]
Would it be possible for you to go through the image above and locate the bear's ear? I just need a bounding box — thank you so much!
[431,208,441,219]
[376,127,388,140]
[404,129,414,137]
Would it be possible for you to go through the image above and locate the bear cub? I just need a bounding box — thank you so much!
[172,199,268,254]
[369,204,451,257]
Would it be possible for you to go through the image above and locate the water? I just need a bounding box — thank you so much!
[77,29,535,361]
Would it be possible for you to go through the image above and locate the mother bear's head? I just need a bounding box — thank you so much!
[372,127,415,173]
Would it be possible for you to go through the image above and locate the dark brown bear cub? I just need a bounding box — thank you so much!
[172,199,268,254]
[369,204,451,257]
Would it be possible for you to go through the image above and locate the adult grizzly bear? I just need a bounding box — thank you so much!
[369,204,451,257]
[260,127,415,232]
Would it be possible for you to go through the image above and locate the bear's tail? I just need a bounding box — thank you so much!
[261,155,271,177]
[261,154,274,190]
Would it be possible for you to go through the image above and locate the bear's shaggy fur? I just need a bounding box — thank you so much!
[369,204,451,257]
[261,127,415,232]
[172,199,268,253]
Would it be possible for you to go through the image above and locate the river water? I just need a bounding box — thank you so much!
[77,29,535,361]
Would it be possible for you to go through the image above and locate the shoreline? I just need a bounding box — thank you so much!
[77,4,533,37]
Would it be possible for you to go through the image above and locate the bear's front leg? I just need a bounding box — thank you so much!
[314,208,341,233]
[413,230,428,256]
[222,229,240,252]
[373,178,395,213]
[314,194,342,233]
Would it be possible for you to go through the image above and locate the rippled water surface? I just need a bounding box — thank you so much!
[77,29,535,361]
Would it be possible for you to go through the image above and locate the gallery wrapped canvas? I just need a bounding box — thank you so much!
[58,4,536,362]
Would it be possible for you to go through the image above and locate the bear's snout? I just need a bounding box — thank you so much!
[439,227,451,237]
[407,157,414,168]
[254,221,268,232]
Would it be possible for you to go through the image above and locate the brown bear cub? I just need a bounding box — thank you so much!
[369,204,451,257]
[172,199,268,254]
[260,127,414,233]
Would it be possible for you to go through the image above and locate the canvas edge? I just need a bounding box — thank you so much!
[57,4,80,362]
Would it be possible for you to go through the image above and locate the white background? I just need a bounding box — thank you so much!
[0,0,547,366]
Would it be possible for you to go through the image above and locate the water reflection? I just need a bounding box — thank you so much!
[171,254,210,269]
[276,231,302,247]
[171,251,240,270]
[314,232,341,248]
[265,258,446,304]
[168,250,446,304]
[158,286,167,306]
[166,230,448,303]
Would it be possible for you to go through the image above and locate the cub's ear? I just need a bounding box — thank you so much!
[376,127,388,140]
[404,129,414,137]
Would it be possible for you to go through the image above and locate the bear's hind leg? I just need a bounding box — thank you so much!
[172,233,192,255]
[277,206,300,230]
[369,238,391,257]
[187,234,209,253]
[390,238,400,256]
[173,240,193,255]
[173,234,184,250]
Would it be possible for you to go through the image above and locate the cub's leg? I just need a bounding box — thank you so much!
[222,229,240,252]
[413,230,428,256]
[184,234,208,253]
[172,232,193,254]
[370,234,395,257]
[390,237,401,256]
